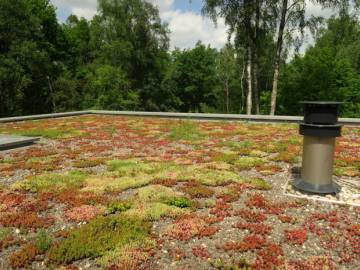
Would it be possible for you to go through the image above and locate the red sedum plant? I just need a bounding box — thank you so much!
[285,228,308,245]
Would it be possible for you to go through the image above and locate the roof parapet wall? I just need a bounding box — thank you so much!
[0,110,359,126]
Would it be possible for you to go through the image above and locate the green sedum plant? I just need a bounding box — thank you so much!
[167,197,192,208]
[48,215,150,264]
[0,228,11,241]
[234,157,265,170]
[137,185,180,202]
[169,121,206,141]
[107,159,155,176]
[244,178,272,190]
[107,201,132,214]
[123,202,187,221]
[15,127,81,139]
[35,229,53,253]
[12,171,87,192]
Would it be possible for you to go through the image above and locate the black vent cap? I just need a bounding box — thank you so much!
[300,101,343,125]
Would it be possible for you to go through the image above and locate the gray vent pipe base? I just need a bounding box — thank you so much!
[293,177,340,194]
[294,136,341,194]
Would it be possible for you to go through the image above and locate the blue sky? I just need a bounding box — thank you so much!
[173,0,202,13]
[56,6,71,22]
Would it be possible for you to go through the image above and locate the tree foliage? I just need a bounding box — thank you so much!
[0,0,61,116]
[0,0,358,118]
[279,13,360,117]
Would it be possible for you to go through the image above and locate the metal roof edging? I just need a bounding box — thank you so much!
[0,110,359,126]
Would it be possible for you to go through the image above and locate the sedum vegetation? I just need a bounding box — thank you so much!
[169,121,207,141]
[48,215,151,264]
[12,171,88,192]
[0,0,359,118]
[0,116,358,269]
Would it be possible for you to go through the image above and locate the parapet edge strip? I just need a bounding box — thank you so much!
[0,110,358,126]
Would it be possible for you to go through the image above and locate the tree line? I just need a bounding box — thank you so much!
[0,0,359,118]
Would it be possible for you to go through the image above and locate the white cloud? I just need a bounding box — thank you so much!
[51,0,228,49]
[148,0,228,49]
[306,1,336,18]
[51,0,97,20]
[296,1,337,54]
[71,7,97,20]
[147,0,174,12]
[162,10,228,49]
[51,0,174,20]
[51,0,343,51]
[53,0,97,9]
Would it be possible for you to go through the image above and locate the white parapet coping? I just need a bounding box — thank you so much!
[91,110,304,123]
[0,110,359,126]
[0,111,90,123]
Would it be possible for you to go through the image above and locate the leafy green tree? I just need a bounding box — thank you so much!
[0,57,28,116]
[278,14,360,117]
[83,65,139,110]
[52,71,82,112]
[50,15,93,112]
[0,0,30,116]
[62,15,92,70]
[269,0,352,115]
[216,44,245,113]
[162,42,219,112]
[0,0,62,116]
[203,0,276,114]
[0,0,359,118]
[92,0,169,109]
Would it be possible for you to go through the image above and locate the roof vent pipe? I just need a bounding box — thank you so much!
[293,101,343,194]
